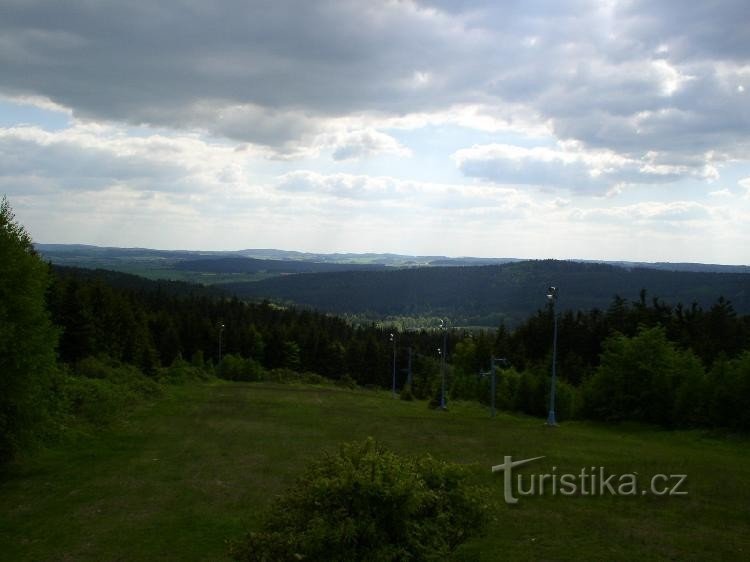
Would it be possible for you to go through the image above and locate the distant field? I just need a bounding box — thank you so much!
[1,382,748,561]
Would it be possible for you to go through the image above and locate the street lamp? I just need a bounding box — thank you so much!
[218,322,225,363]
[390,333,397,398]
[546,287,558,426]
[439,319,448,410]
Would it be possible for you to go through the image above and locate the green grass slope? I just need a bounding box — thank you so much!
[1,382,748,561]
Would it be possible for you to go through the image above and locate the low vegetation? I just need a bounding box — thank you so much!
[2,382,748,561]
[231,438,491,561]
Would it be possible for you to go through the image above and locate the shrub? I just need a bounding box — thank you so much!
[60,356,163,426]
[513,368,547,417]
[161,357,213,384]
[218,354,264,381]
[335,373,358,390]
[494,367,520,411]
[230,438,491,562]
[74,356,161,398]
[399,384,415,401]
[61,375,135,426]
[581,327,705,426]
[264,368,300,383]
[300,372,326,385]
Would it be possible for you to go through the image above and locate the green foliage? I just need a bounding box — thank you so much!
[218,354,265,381]
[707,352,750,431]
[335,373,358,390]
[399,383,415,401]
[493,368,520,411]
[61,356,162,426]
[513,368,547,417]
[231,438,491,562]
[161,357,214,384]
[0,197,59,462]
[581,327,706,426]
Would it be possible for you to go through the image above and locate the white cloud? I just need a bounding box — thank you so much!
[708,188,732,197]
[451,142,716,191]
[1,0,747,172]
[569,201,717,223]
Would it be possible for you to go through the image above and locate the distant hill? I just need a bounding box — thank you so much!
[36,244,749,274]
[51,265,224,297]
[35,245,750,325]
[174,257,387,274]
[217,260,750,326]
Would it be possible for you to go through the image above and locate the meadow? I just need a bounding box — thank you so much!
[1,381,748,561]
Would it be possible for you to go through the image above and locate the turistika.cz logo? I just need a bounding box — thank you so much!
[491,456,688,505]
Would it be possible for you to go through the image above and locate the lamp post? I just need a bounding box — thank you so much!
[546,287,558,426]
[218,321,225,363]
[407,347,413,387]
[439,319,448,410]
[390,333,396,398]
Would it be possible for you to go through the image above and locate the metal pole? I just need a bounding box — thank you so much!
[491,357,497,417]
[407,347,413,387]
[219,322,224,363]
[547,298,558,426]
[391,334,397,398]
[440,321,447,409]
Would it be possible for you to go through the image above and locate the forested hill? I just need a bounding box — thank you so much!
[217,260,750,326]
[173,257,387,274]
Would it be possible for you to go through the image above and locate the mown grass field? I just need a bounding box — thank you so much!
[1,381,749,561]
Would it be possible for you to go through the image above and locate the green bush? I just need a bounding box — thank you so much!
[335,373,358,390]
[581,327,705,426]
[161,357,213,384]
[513,368,547,417]
[218,354,264,381]
[300,372,326,385]
[494,368,520,411]
[59,356,163,426]
[74,356,161,398]
[61,375,136,426]
[231,438,491,562]
[708,352,750,431]
[399,384,415,401]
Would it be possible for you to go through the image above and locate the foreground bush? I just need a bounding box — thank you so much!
[231,438,491,562]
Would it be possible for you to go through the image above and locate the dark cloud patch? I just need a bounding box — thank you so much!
[0,0,748,178]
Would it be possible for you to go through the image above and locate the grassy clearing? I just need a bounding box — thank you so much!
[1,381,749,561]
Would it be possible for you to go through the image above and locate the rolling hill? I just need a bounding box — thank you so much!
[217,259,750,326]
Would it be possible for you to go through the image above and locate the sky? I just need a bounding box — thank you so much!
[1,0,749,264]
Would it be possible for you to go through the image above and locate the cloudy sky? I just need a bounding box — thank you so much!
[1,0,749,263]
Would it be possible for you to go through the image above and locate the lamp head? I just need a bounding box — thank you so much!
[546,286,558,301]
